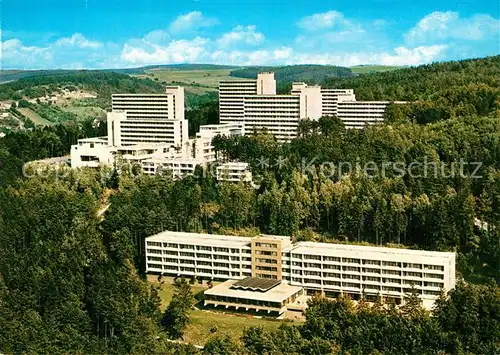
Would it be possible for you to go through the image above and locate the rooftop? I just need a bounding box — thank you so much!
[205,279,302,303]
[146,231,252,248]
[217,162,249,169]
[232,277,281,292]
[290,241,455,261]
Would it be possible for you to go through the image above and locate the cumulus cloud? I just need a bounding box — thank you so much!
[297,10,350,31]
[121,37,208,65]
[1,39,52,69]
[406,11,500,44]
[217,25,265,47]
[55,33,102,49]
[1,10,492,69]
[191,44,446,67]
[142,30,171,45]
[295,10,376,52]
[168,11,218,33]
[1,33,113,69]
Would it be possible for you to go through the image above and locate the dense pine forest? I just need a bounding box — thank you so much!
[0,56,499,353]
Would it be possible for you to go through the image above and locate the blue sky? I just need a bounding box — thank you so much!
[1,0,499,69]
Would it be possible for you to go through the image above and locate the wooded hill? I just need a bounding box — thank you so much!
[230,64,354,82]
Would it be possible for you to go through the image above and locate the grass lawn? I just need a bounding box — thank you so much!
[151,279,302,346]
[18,107,53,126]
[184,310,285,346]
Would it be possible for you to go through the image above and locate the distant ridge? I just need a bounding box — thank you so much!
[229,64,354,82]
[0,64,242,83]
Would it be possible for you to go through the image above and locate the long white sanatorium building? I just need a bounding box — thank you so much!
[219,72,402,140]
[146,231,455,310]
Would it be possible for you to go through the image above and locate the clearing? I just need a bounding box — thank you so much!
[350,65,403,74]
[58,105,106,120]
[18,107,53,126]
[134,69,236,95]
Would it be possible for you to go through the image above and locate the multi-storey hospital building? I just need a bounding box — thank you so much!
[219,72,402,140]
[146,231,455,310]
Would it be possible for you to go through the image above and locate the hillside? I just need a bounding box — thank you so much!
[324,56,500,123]
[0,64,241,83]
[0,72,164,129]
[324,56,500,101]
[229,64,354,82]
[133,68,234,96]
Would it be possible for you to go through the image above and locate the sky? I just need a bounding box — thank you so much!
[0,0,499,69]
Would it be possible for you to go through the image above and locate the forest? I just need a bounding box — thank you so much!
[230,65,354,82]
[0,56,499,353]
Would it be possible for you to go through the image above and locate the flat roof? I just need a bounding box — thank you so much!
[218,162,249,169]
[78,136,108,143]
[146,231,252,248]
[290,242,455,262]
[232,277,281,292]
[205,279,302,303]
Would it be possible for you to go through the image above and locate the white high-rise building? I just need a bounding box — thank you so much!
[320,88,356,117]
[219,73,402,140]
[108,86,188,147]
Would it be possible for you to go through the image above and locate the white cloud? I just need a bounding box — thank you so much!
[406,11,500,44]
[295,10,375,51]
[0,39,52,69]
[121,37,208,65]
[142,30,170,45]
[55,33,102,49]
[377,45,448,66]
[169,11,218,33]
[297,10,348,31]
[206,44,446,67]
[217,25,265,47]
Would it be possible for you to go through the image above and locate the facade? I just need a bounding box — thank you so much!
[70,137,113,168]
[218,72,402,140]
[145,231,456,310]
[108,87,188,147]
[337,101,405,129]
[219,73,274,123]
[140,123,245,179]
[320,88,356,117]
[216,162,252,183]
[242,95,302,140]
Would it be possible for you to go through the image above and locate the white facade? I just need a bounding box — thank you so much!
[109,87,188,147]
[216,162,252,183]
[70,137,113,168]
[219,73,403,140]
[219,79,259,122]
[282,242,455,310]
[146,232,254,280]
[337,101,402,129]
[145,231,456,310]
[320,88,356,117]
[243,95,302,140]
[140,123,245,179]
